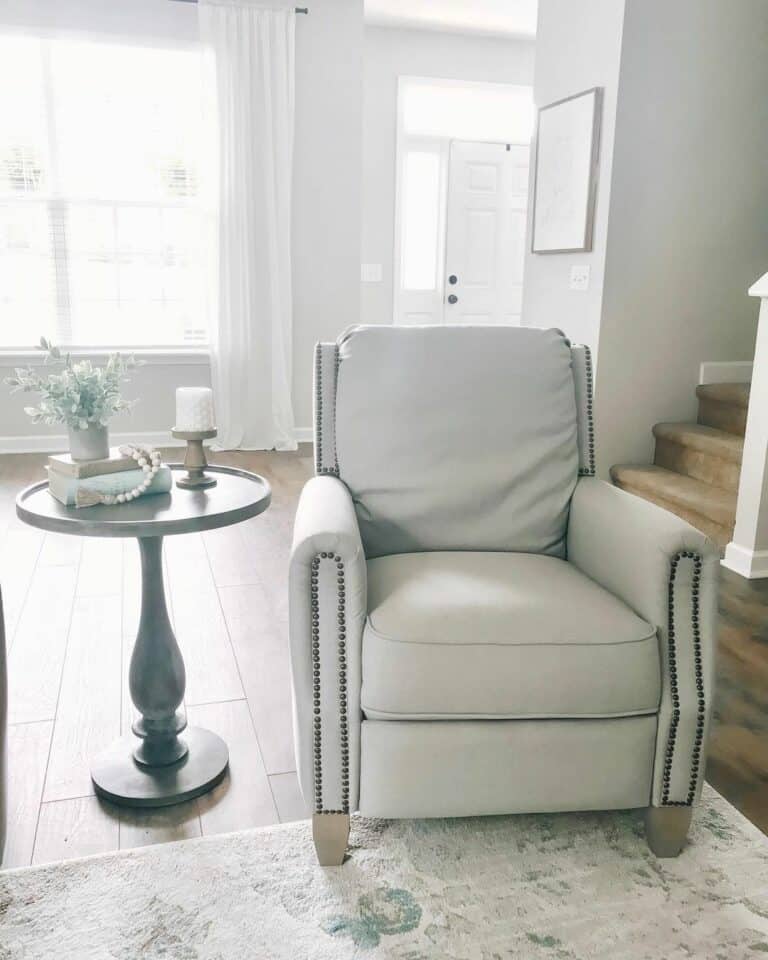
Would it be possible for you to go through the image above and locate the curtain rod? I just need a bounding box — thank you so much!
[169,0,308,10]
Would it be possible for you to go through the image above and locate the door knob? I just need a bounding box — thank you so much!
[447,294,458,304]
[448,274,458,285]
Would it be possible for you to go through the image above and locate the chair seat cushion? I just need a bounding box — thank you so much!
[361,552,660,720]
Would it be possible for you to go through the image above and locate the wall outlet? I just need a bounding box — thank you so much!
[361,263,383,283]
[570,265,590,291]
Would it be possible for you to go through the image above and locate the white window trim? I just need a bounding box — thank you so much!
[0,347,210,366]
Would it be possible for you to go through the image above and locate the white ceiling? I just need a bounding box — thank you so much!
[364,0,538,38]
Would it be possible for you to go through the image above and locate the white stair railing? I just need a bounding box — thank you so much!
[723,271,768,578]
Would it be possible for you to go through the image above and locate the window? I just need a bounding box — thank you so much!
[0,34,212,350]
[400,150,441,291]
[401,78,535,143]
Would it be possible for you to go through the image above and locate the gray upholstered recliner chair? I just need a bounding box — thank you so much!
[289,325,718,866]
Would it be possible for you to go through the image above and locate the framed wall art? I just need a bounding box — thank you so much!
[530,87,603,254]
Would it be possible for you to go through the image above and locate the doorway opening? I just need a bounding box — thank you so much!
[394,76,534,326]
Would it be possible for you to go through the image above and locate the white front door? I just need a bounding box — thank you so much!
[443,140,529,325]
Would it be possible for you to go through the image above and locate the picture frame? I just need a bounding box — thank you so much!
[530,87,603,254]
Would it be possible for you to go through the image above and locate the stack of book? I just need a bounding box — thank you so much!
[47,448,173,507]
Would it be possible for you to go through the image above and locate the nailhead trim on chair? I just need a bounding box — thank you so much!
[313,345,323,475]
[661,550,705,806]
[577,344,596,477]
[314,344,340,477]
[332,345,340,476]
[310,551,349,815]
[310,555,322,810]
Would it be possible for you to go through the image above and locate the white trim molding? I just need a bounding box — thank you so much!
[722,544,768,580]
[723,270,768,579]
[698,360,753,385]
[0,431,185,456]
[0,349,210,368]
[0,427,314,455]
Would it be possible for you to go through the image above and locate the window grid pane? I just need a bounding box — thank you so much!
[0,35,210,350]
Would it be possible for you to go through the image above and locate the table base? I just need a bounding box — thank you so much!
[91,727,229,808]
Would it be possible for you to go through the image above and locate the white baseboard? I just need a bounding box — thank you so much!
[699,361,753,385]
[722,541,768,579]
[0,430,184,455]
[0,427,314,455]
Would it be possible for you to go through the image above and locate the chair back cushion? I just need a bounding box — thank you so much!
[329,325,579,558]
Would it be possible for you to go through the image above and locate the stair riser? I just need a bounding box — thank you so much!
[612,480,733,549]
[654,438,741,493]
[697,397,748,436]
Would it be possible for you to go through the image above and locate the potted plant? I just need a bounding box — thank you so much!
[4,338,141,461]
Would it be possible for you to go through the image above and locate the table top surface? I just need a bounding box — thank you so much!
[16,464,271,539]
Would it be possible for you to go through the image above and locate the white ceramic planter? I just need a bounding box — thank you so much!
[68,423,109,461]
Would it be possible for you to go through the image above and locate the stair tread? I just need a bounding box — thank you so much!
[610,464,736,527]
[653,421,743,462]
[695,382,750,409]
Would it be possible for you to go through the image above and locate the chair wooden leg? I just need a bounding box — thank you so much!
[645,806,692,857]
[312,813,349,866]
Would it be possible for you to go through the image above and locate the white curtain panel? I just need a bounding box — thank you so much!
[199,0,297,451]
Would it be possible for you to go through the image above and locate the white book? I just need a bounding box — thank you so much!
[47,447,136,479]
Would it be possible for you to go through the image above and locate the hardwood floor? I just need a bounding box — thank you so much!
[1,447,312,868]
[707,565,768,835]
[1,447,767,867]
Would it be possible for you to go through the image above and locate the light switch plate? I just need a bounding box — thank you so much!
[361,263,383,283]
[570,264,590,291]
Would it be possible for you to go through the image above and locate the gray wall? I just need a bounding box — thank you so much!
[361,24,535,326]
[0,0,363,445]
[292,0,362,430]
[523,0,768,477]
[521,0,626,352]
[596,0,768,472]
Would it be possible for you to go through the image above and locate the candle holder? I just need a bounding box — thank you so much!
[171,428,218,489]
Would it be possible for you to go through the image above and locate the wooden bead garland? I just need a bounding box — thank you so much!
[78,445,163,507]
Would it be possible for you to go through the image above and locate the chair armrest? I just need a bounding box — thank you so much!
[0,589,6,861]
[289,476,367,815]
[568,477,720,807]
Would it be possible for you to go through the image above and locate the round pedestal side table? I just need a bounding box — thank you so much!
[16,464,271,808]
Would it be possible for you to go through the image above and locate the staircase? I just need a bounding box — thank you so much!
[610,382,750,549]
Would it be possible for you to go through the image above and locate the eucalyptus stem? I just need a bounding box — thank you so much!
[3,336,142,430]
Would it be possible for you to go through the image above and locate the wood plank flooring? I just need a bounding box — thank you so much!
[1,448,311,868]
[707,565,768,835]
[1,447,767,868]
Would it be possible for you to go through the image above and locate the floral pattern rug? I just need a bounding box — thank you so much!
[1,785,767,959]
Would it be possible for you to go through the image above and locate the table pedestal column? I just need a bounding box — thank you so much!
[91,536,229,808]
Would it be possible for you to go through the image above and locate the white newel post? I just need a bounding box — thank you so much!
[723,271,768,579]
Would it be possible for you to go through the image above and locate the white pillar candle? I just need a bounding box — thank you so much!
[175,387,216,432]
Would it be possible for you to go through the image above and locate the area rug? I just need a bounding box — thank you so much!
[1,785,767,960]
